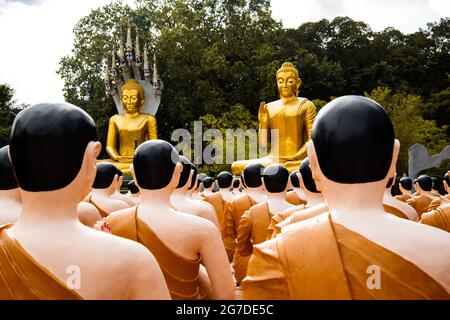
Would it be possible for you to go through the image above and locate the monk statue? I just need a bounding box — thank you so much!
[125,180,141,206]
[0,146,22,226]
[237,164,293,258]
[420,203,450,233]
[1,102,169,299]
[242,96,450,299]
[383,176,418,221]
[285,171,306,206]
[171,156,219,228]
[270,158,326,234]
[232,177,243,196]
[394,176,413,202]
[102,140,235,299]
[110,169,136,207]
[224,163,266,285]
[200,177,215,197]
[427,171,450,211]
[104,79,158,175]
[231,62,317,175]
[202,171,236,261]
[431,177,442,197]
[88,163,129,218]
[407,175,440,218]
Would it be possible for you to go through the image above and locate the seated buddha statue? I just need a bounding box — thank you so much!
[231,62,317,175]
[104,79,158,175]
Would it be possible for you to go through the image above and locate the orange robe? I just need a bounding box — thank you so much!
[420,203,450,233]
[237,201,272,258]
[406,195,433,219]
[0,224,82,300]
[224,194,257,285]
[383,204,408,220]
[242,213,449,300]
[427,195,450,212]
[394,194,411,203]
[203,192,234,261]
[104,208,203,300]
[285,191,306,206]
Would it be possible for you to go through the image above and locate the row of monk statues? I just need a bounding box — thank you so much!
[0,93,449,299]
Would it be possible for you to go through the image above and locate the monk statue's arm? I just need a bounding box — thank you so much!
[225,202,237,240]
[242,239,290,299]
[236,211,253,257]
[148,116,158,140]
[106,118,120,161]
[258,102,269,148]
[280,100,317,161]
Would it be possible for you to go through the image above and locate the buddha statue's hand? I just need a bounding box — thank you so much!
[258,102,269,124]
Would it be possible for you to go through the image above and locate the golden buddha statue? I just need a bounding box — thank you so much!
[231,62,317,175]
[104,79,158,173]
[102,24,162,175]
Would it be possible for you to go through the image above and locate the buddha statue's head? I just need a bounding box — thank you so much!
[276,62,302,99]
[121,79,145,114]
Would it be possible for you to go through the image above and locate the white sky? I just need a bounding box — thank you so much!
[0,0,449,105]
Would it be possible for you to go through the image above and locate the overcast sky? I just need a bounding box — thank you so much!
[0,0,449,105]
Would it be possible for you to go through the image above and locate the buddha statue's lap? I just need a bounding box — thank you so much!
[232,62,317,175]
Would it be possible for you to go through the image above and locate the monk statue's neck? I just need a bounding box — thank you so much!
[92,185,116,197]
[219,188,233,200]
[292,187,306,202]
[267,192,291,214]
[305,191,323,207]
[0,188,21,203]
[17,190,79,226]
[246,188,266,203]
[322,181,385,219]
[172,188,190,200]
[140,189,172,209]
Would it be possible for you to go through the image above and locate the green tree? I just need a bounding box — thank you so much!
[0,84,25,147]
[366,87,449,175]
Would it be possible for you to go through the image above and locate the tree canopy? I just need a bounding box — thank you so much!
[55,0,449,176]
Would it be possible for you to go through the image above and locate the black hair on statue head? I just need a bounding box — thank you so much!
[417,175,432,192]
[311,96,394,184]
[233,178,241,189]
[431,177,440,191]
[290,170,300,188]
[127,180,139,194]
[243,163,265,188]
[93,163,120,189]
[134,140,179,190]
[262,164,289,193]
[217,171,233,188]
[177,156,192,189]
[399,177,413,191]
[299,159,319,193]
[202,177,214,189]
[0,146,18,190]
[9,103,98,192]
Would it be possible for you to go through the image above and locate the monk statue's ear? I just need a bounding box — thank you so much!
[306,141,320,186]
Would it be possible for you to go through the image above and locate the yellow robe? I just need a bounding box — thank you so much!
[224,194,257,285]
[427,194,450,212]
[285,191,306,206]
[420,203,450,233]
[0,224,82,300]
[242,213,449,300]
[203,192,235,261]
[406,195,433,219]
[104,208,204,300]
[237,201,272,258]
[383,204,409,220]
[394,194,411,203]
